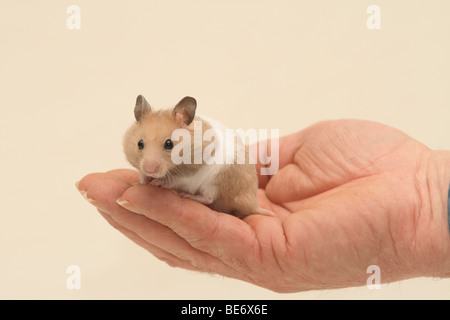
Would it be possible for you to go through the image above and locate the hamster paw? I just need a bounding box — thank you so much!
[140,175,153,185]
[149,179,169,189]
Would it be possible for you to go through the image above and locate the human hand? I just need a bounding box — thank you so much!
[77,119,450,292]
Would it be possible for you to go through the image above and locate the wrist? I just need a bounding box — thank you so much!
[419,150,450,277]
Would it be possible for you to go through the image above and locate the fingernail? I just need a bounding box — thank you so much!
[83,192,96,204]
[76,181,96,204]
[116,197,130,207]
[116,197,143,215]
[75,180,87,196]
[75,180,83,193]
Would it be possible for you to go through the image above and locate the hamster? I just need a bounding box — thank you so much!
[123,95,273,218]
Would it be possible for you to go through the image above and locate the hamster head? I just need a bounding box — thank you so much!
[123,95,197,179]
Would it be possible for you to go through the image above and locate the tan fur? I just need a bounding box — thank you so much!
[211,154,260,218]
[124,110,213,181]
[123,98,271,218]
[124,110,179,177]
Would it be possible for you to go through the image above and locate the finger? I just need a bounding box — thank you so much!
[77,169,139,193]
[118,184,264,263]
[263,120,367,203]
[86,176,241,278]
[77,172,108,194]
[265,163,322,203]
[256,189,291,221]
[254,131,302,188]
[106,169,140,185]
[98,210,200,271]
[82,175,131,213]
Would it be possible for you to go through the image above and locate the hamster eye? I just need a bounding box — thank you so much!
[138,139,144,150]
[164,139,174,150]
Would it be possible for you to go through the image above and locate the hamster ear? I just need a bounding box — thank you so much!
[134,95,152,122]
[172,96,197,126]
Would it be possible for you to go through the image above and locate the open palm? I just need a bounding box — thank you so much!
[78,119,450,292]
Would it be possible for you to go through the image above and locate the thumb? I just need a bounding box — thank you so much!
[253,131,302,188]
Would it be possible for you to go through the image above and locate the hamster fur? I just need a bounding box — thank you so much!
[123,95,273,218]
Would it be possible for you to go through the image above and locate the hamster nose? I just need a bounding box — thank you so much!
[144,163,159,174]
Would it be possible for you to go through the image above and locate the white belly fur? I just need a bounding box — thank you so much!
[169,114,233,199]
[171,163,225,199]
